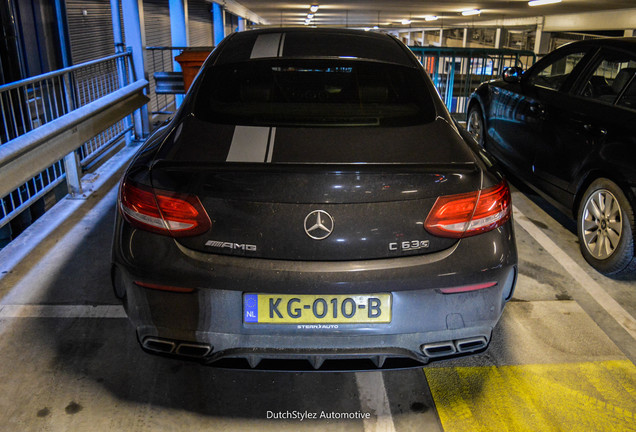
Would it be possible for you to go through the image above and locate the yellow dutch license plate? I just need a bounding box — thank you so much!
[243,293,392,324]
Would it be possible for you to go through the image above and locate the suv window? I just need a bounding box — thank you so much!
[617,78,636,109]
[527,51,587,90]
[579,53,636,105]
[194,59,436,127]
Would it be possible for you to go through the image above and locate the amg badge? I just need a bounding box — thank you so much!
[205,240,257,252]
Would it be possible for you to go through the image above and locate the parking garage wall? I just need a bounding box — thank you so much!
[188,0,214,46]
[143,0,174,114]
[66,0,117,64]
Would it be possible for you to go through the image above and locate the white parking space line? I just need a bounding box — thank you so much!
[0,305,126,319]
[513,205,636,340]
[355,372,397,432]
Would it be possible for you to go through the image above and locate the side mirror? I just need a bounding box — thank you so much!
[502,67,524,84]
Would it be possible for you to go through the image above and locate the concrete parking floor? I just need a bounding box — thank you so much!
[0,146,634,432]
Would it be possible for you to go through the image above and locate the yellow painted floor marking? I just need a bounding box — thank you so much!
[425,360,636,432]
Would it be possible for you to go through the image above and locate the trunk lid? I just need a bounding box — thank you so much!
[149,117,482,261]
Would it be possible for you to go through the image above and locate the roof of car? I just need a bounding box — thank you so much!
[211,28,416,67]
[564,36,636,51]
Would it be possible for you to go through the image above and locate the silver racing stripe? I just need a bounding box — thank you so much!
[277,33,286,57]
[250,33,283,59]
[266,127,276,163]
[226,126,270,162]
[226,126,276,163]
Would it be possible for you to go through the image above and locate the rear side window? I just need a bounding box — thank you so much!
[617,78,636,110]
[527,51,588,91]
[578,52,636,106]
[193,59,436,126]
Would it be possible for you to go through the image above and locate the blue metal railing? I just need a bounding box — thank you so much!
[409,47,536,116]
[0,53,139,238]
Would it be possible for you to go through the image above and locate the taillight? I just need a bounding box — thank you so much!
[425,181,511,238]
[119,181,211,237]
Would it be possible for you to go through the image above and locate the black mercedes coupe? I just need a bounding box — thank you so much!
[467,37,636,278]
[112,28,517,370]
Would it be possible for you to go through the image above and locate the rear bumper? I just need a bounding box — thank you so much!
[112,218,517,370]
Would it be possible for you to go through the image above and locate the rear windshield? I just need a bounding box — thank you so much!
[193,59,436,126]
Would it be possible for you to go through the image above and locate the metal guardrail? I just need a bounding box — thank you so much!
[1,53,133,148]
[0,79,148,199]
[0,53,148,233]
[145,46,214,114]
[153,72,186,94]
[409,47,536,116]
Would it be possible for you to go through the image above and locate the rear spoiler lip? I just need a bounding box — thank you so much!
[149,160,478,174]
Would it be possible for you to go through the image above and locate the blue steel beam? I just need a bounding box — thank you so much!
[121,0,150,137]
[213,3,226,46]
[169,0,187,106]
[111,0,133,144]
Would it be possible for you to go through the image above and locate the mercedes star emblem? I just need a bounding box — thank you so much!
[304,210,334,240]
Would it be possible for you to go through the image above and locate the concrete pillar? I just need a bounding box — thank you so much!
[419,31,424,46]
[169,0,187,107]
[438,28,444,47]
[462,28,468,47]
[122,0,150,137]
[213,2,226,45]
[624,30,635,37]
[494,28,502,48]
[534,24,551,55]
[238,16,245,32]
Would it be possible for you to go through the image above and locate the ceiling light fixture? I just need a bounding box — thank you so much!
[307,13,314,19]
[401,19,411,25]
[424,15,439,21]
[461,9,481,16]
[528,0,562,5]
[310,4,319,13]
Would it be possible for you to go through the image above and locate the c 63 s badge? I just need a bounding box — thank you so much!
[389,240,430,252]
[205,240,257,252]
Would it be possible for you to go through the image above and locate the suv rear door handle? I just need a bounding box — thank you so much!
[583,123,607,136]
[529,103,545,116]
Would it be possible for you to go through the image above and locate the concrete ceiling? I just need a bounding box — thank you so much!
[233,0,636,29]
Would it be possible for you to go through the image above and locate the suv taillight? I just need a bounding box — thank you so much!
[425,181,511,238]
[119,181,211,237]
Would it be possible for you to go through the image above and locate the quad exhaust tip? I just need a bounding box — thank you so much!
[143,338,176,354]
[421,336,488,358]
[176,343,212,358]
[421,341,457,358]
[142,337,211,358]
[455,336,488,353]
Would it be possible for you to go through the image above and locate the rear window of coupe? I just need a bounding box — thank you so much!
[193,59,437,127]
